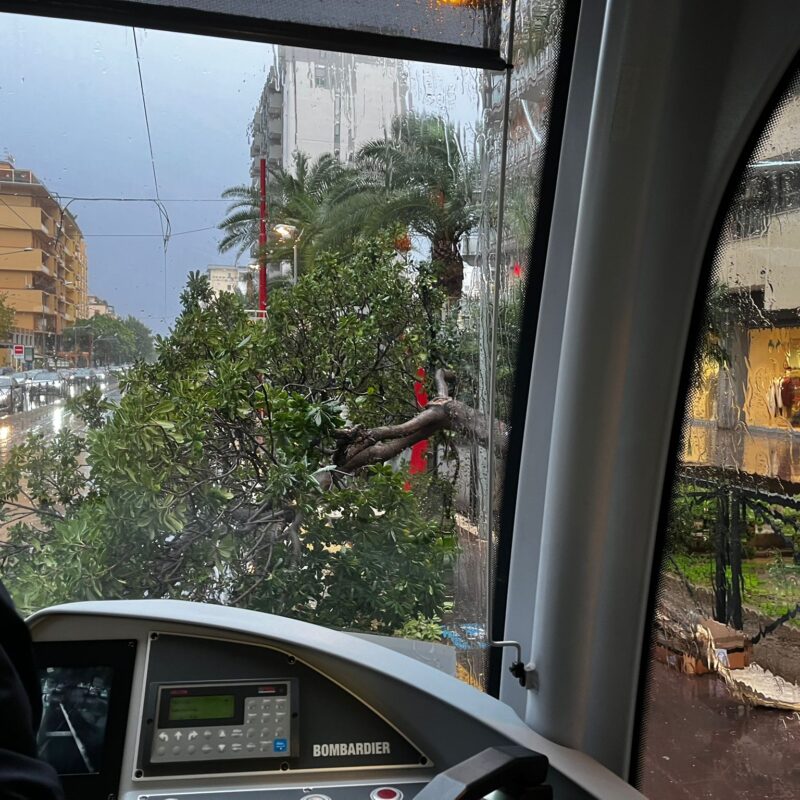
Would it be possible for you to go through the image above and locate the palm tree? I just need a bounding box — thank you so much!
[219,117,478,299]
[355,114,478,299]
[218,152,359,271]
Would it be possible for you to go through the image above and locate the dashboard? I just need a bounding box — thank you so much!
[27,600,645,800]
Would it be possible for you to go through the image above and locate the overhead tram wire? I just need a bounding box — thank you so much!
[132,27,171,322]
[81,226,218,238]
[53,196,231,203]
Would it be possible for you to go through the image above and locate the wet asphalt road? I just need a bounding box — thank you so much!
[0,383,120,462]
[640,660,800,799]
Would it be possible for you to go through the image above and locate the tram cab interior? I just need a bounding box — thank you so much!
[3,1,800,799]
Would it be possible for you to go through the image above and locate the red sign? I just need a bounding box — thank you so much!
[13,344,23,357]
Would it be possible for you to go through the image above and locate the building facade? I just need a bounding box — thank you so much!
[87,295,116,319]
[684,88,800,480]
[206,265,245,296]
[250,47,406,181]
[0,161,89,364]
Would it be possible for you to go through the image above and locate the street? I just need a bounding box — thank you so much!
[0,383,120,463]
[641,660,800,799]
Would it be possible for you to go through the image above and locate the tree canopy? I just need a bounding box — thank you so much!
[0,293,15,343]
[64,314,154,365]
[0,238,462,630]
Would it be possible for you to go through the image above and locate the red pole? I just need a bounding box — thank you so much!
[258,157,268,315]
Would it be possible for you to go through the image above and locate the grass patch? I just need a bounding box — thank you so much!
[668,553,800,628]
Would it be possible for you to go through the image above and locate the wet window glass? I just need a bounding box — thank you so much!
[0,0,563,691]
[113,0,504,54]
[641,74,800,797]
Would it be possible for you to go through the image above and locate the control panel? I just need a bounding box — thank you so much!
[150,680,297,763]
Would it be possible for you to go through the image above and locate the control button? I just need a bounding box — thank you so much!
[258,741,271,752]
[273,738,288,753]
[203,730,213,739]
[156,745,166,756]
[301,795,332,800]
[274,726,285,737]
[217,744,226,753]
[188,730,198,741]
[158,732,169,742]
[246,728,257,739]
[246,742,257,752]
[201,744,213,754]
[370,790,403,800]
[174,730,183,741]
[260,728,272,738]
[275,698,287,709]
[231,728,243,738]
[218,730,226,738]
[172,745,181,756]
[246,712,258,722]
[187,744,196,755]
[275,710,287,719]
[231,743,243,752]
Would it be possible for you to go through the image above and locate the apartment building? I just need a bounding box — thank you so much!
[206,265,245,296]
[0,160,89,362]
[250,47,406,181]
[88,295,117,319]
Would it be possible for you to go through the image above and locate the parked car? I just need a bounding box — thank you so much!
[0,375,23,412]
[71,368,97,386]
[15,370,37,386]
[27,370,65,397]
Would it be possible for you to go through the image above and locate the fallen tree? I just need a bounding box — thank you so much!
[0,239,504,633]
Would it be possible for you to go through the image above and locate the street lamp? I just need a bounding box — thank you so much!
[273,224,303,284]
[0,247,33,256]
[94,334,120,367]
[66,324,94,367]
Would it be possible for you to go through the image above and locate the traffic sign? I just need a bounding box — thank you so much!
[12,344,23,359]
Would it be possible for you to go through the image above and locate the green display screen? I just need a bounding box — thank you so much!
[168,694,235,721]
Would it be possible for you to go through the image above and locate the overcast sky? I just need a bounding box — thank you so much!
[0,13,479,334]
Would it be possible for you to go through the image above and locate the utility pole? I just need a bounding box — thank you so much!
[258,157,268,316]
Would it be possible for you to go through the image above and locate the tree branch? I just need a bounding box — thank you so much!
[334,368,505,473]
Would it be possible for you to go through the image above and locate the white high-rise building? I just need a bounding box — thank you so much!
[251,47,407,181]
[206,266,245,296]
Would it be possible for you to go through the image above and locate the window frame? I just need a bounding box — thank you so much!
[632,49,800,786]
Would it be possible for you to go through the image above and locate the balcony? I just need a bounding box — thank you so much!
[0,204,49,234]
[3,288,56,314]
[0,248,51,274]
[0,168,40,185]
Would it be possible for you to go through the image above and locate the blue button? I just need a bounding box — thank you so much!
[273,738,288,753]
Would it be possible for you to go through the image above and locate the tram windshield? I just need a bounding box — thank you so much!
[0,3,565,691]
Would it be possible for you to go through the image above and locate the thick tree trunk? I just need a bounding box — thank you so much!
[432,236,464,300]
[332,369,505,474]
